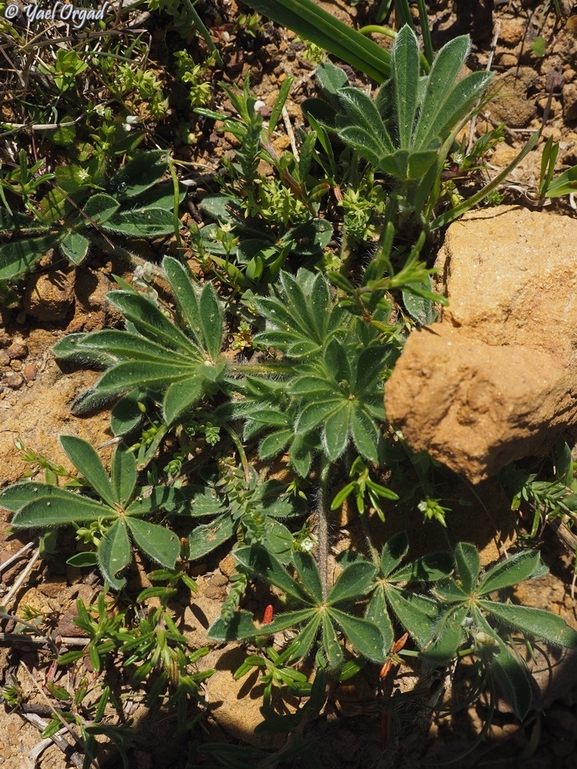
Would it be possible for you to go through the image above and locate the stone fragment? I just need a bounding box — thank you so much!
[385,206,577,483]
[563,82,577,122]
[6,338,27,359]
[24,268,75,322]
[2,371,24,389]
[487,67,539,128]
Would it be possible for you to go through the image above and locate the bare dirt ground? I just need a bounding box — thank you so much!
[2,1,577,767]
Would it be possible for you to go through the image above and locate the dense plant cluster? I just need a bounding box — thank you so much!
[2,0,577,766]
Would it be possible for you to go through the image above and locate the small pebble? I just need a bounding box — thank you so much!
[9,359,22,372]
[2,372,24,389]
[6,339,28,359]
[23,363,37,382]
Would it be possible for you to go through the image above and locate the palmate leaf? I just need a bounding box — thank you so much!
[488,636,533,721]
[57,330,181,364]
[328,607,385,662]
[59,435,115,506]
[350,406,381,463]
[380,531,410,577]
[411,34,471,148]
[111,442,138,507]
[106,292,200,355]
[9,488,111,527]
[328,561,375,605]
[322,404,350,461]
[163,377,203,425]
[293,551,323,603]
[188,514,235,560]
[421,604,468,663]
[296,399,342,435]
[479,600,577,647]
[162,257,203,346]
[393,25,420,150]
[478,551,543,595]
[207,610,259,642]
[235,545,314,604]
[322,613,344,668]
[199,282,224,361]
[125,518,180,569]
[98,519,132,590]
[385,585,441,648]
[454,542,481,594]
[366,588,394,654]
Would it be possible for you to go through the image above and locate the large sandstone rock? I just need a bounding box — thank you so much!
[385,205,577,482]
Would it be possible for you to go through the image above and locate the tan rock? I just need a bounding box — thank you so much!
[23,267,75,322]
[385,206,577,482]
[487,67,539,128]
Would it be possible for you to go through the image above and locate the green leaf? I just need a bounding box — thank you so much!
[207,610,258,642]
[0,233,62,280]
[59,435,115,506]
[254,608,318,636]
[259,429,293,459]
[386,585,440,648]
[328,561,376,605]
[162,257,203,346]
[392,551,454,583]
[66,551,98,568]
[206,610,258,643]
[101,207,175,237]
[235,545,313,604]
[366,589,394,654]
[81,193,120,225]
[98,519,131,589]
[478,551,542,595]
[107,292,198,355]
[111,442,137,506]
[296,399,341,435]
[93,361,192,400]
[322,404,350,461]
[412,34,470,149]
[380,532,410,578]
[199,282,224,360]
[337,88,394,155]
[163,377,203,424]
[290,613,322,660]
[59,231,89,265]
[545,165,577,198]
[433,577,469,603]
[107,150,169,199]
[322,613,343,668]
[393,25,420,150]
[486,632,533,720]
[110,389,146,436]
[479,600,577,647]
[350,407,381,462]
[328,607,385,662]
[188,514,235,560]
[293,551,323,603]
[0,481,74,512]
[324,337,351,385]
[454,542,480,594]
[10,490,110,527]
[421,605,468,662]
[126,518,180,568]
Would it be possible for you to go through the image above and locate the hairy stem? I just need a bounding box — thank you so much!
[318,457,331,600]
